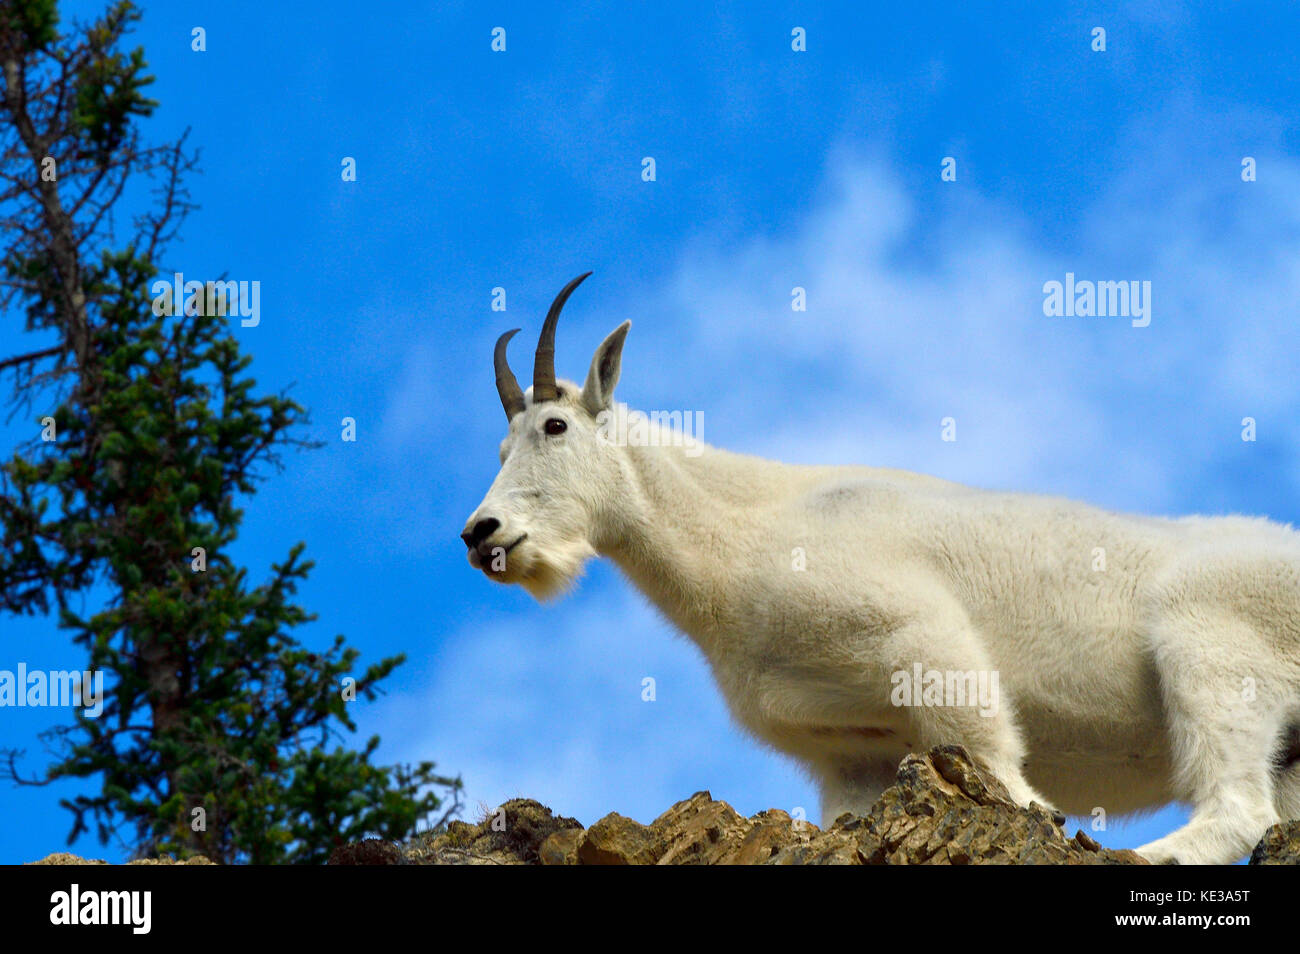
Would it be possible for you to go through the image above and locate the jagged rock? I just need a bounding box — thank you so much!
[329,838,403,865]
[29,853,110,865]
[848,745,1146,864]
[394,797,583,865]
[384,745,1160,864]
[651,791,750,864]
[1249,820,1300,865]
[538,827,583,865]
[28,852,213,865]
[577,813,661,865]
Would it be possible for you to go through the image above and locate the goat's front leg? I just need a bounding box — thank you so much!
[874,614,1060,815]
[818,757,898,826]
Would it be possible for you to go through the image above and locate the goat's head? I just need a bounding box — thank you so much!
[461,273,631,600]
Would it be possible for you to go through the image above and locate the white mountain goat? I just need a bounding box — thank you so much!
[462,273,1300,864]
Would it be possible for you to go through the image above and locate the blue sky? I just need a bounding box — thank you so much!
[3,0,1300,862]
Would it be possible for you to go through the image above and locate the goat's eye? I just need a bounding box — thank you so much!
[544,418,567,436]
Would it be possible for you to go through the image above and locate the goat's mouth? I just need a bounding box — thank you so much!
[470,533,529,576]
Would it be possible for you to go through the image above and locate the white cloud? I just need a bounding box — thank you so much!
[642,147,1300,509]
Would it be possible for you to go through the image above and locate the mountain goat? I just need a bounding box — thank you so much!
[461,273,1300,865]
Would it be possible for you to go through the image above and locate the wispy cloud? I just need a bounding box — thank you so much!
[645,145,1300,512]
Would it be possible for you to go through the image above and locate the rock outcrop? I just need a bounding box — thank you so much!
[29,852,214,865]
[1249,819,1300,865]
[349,744,1156,865]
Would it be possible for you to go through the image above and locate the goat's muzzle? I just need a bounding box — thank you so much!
[462,518,527,575]
[461,517,499,550]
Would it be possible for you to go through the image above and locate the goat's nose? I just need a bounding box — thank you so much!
[461,517,500,549]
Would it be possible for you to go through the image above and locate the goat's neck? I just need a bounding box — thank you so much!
[596,436,808,649]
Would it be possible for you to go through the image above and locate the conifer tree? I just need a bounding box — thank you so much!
[0,0,460,863]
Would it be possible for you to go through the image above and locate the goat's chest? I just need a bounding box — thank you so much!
[708,633,911,762]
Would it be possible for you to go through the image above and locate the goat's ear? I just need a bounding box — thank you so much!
[581,320,631,414]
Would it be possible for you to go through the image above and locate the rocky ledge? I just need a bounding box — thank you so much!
[28,745,1300,865]
[332,744,1300,865]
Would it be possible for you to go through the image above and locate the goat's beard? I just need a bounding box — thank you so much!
[517,535,597,602]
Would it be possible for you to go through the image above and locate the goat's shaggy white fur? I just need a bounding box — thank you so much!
[464,320,1300,865]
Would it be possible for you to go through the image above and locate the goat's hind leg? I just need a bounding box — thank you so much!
[1138,613,1281,865]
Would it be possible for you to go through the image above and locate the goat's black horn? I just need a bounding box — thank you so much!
[532,272,592,403]
[494,328,526,420]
